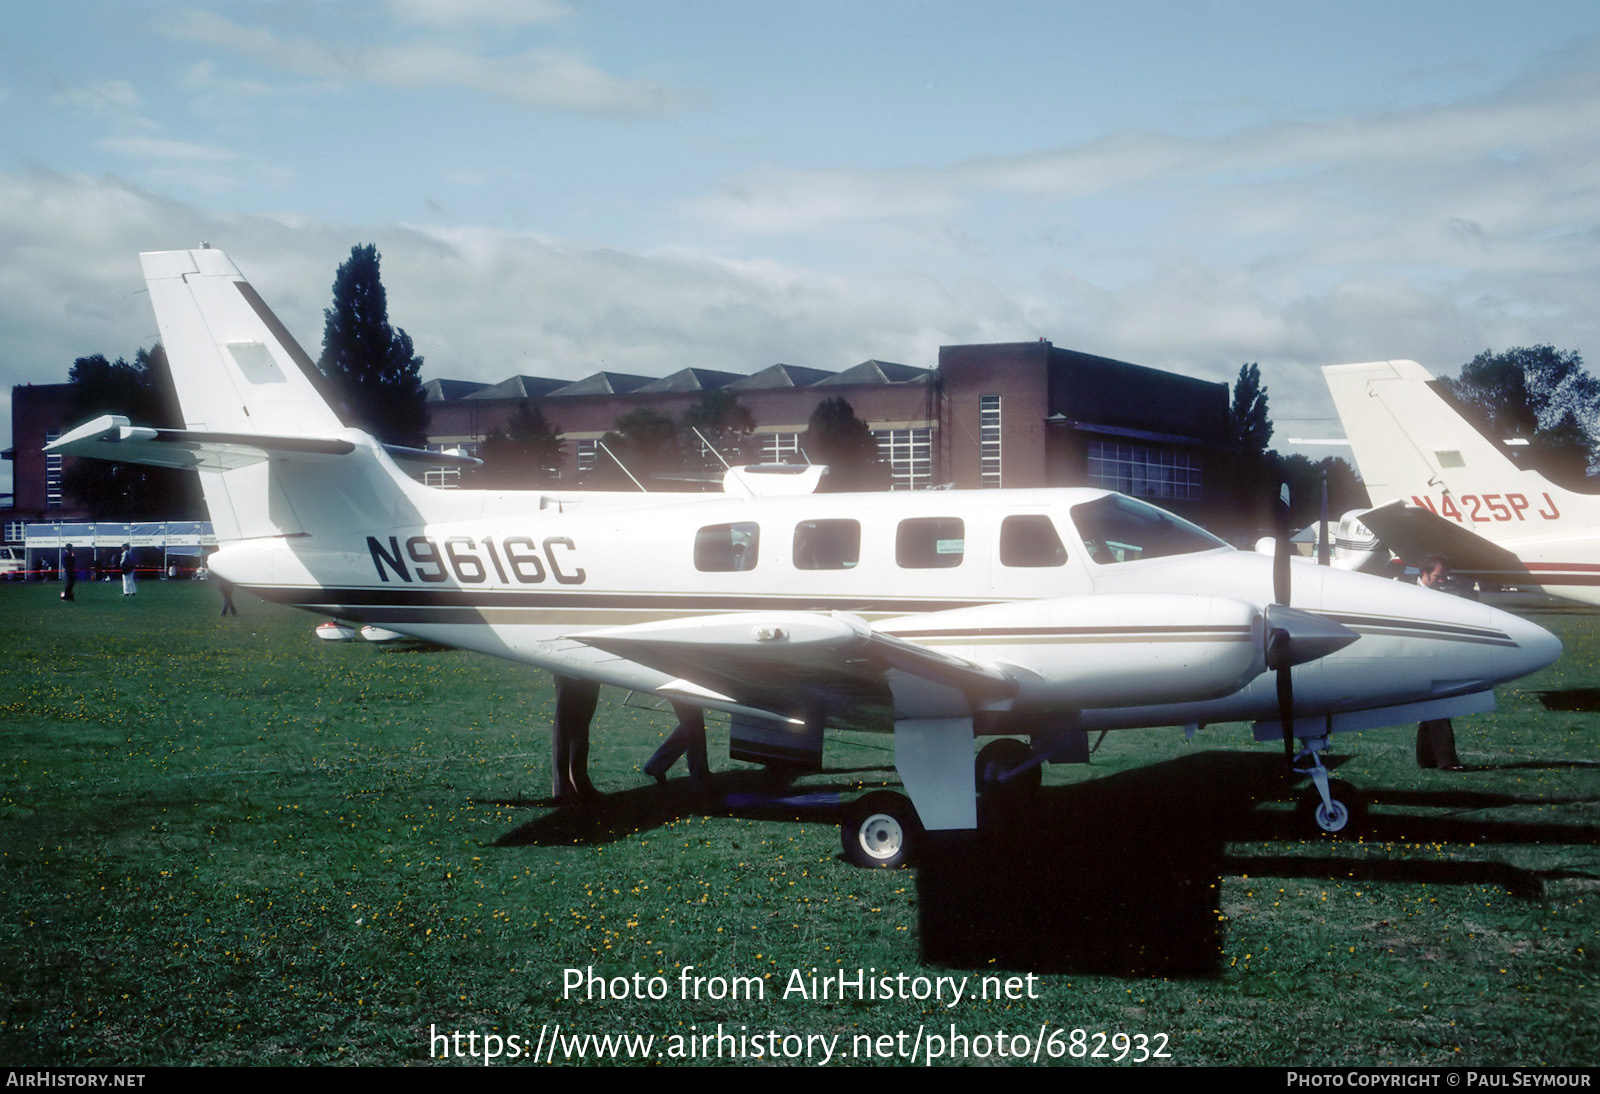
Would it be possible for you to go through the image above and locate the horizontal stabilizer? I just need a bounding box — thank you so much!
[47,414,479,474]
[1356,499,1528,576]
[46,414,353,470]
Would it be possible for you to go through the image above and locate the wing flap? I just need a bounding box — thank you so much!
[566,610,1018,729]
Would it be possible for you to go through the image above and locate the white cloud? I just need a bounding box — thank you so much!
[387,0,570,26]
[4,111,1600,487]
[49,79,145,117]
[181,59,280,103]
[165,9,672,113]
[690,40,1600,260]
[99,137,240,164]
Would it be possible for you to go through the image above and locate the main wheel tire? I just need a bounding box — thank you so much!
[841,791,922,869]
[975,738,1042,797]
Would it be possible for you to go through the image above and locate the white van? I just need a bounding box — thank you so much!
[0,546,26,580]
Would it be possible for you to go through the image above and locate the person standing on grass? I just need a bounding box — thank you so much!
[1416,554,1466,771]
[644,701,711,787]
[118,543,137,597]
[60,544,76,601]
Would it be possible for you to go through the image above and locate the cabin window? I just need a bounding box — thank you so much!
[896,517,964,569]
[695,522,760,572]
[1071,494,1225,564]
[1000,515,1067,567]
[793,519,860,570]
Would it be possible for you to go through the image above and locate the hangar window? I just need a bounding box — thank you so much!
[979,395,1002,488]
[896,517,964,569]
[793,519,860,570]
[873,427,933,490]
[761,432,801,462]
[1087,441,1201,500]
[575,439,598,478]
[1071,494,1225,565]
[1000,515,1067,567]
[45,433,62,509]
[695,522,760,572]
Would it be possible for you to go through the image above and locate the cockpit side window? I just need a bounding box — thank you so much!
[1000,514,1068,567]
[896,517,965,569]
[793,519,861,570]
[695,522,760,572]
[1070,494,1225,565]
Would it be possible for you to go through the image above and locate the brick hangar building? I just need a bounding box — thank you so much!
[425,340,1233,525]
[5,339,1236,541]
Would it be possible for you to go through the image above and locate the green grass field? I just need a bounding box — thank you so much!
[1,580,1596,1067]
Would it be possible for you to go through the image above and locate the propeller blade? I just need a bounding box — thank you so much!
[1277,664,1296,763]
[1273,483,1291,605]
[1264,605,1357,766]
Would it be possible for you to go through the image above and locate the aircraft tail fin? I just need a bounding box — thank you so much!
[119,248,430,542]
[141,248,347,438]
[1322,359,1533,509]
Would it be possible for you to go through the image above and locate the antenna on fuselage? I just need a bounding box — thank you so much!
[690,426,733,470]
[597,439,648,492]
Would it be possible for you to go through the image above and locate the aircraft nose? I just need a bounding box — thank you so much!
[1496,611,1562,679]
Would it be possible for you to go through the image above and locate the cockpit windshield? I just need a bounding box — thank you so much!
[1070,494,1228,565]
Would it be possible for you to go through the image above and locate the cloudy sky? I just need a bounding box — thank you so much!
[5,1,1600,496]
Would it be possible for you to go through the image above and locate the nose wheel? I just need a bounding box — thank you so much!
[1291,737,1367,837]
[1295,777,1366,835]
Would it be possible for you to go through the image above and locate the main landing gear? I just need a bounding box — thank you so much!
[841,791,922,869]
[839,737,1046,869]
[1292,735,1367,836]
[974,737,1043,801]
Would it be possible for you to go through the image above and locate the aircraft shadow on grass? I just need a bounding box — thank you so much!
[490,750,1600,979]
[1531,687,1600,714]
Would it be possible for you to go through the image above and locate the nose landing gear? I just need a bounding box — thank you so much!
[1293,736,1367,836]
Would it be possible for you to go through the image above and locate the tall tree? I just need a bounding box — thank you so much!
[1228,362,1272,454]
[1224,362,1274,531]
[807,396,888,491]
[1439,345,1599,489]
[317,244,428,448]
[61,346,203,520]
[471,402,565,487]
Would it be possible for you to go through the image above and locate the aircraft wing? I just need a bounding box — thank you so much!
[567,594,1280,733]
[1355,499,1530,579]
[568,611,1017,732]
[45,414,480,472]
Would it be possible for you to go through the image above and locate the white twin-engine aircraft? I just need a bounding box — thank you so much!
[1325,359,1600,607]
[51,250,1561,867]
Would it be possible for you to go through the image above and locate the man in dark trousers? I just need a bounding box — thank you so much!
[551,674,600,801]
[1416,555,1466,770]
[644,702,710,786]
